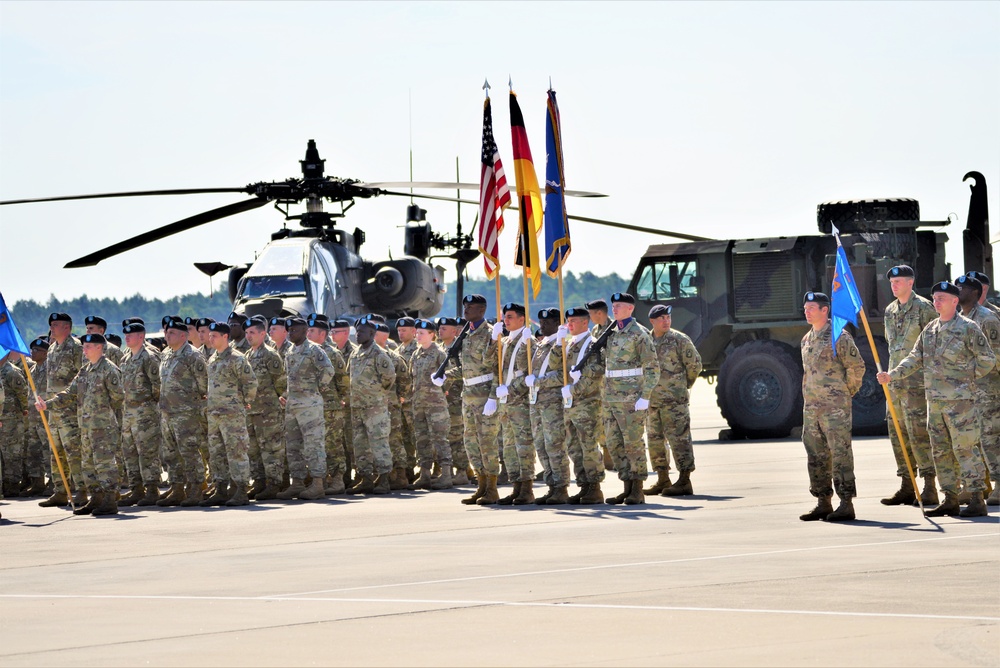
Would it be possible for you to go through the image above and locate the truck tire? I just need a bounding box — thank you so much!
[717,340,804,438]
[851,335,889,436]
[817,198,919,234]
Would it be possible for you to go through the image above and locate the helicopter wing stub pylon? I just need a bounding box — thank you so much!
[64,197,270,268]
[0,187,249,206]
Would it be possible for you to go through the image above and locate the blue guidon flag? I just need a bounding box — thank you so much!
[0,292,31,358]
[543,88,570,277]
[830,226,864,355]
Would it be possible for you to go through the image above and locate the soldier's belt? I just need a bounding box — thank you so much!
[512,370,524,378]
[464,373,495,386]
[606,368,643,378]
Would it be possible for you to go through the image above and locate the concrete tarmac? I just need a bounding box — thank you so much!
[2,380,998,667]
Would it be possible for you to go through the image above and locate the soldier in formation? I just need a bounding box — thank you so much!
[407,319,453,490]
[346,317,395,494]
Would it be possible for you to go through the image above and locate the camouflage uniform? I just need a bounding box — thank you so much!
[206,347,257,486]
[409,345,452,469]
[45,335,84,492]
[159,342,208,484]
[398,338,419,468]
[25,358,49,483]
[960,305,1000,483]
[337,340,359,475]
[246,343,287,486]
[349,343,395,477]
[884,293,937,478]
[564,332,606,486]
[459,322,501,476]
[120,345,163,487]
[284,340,334,480]
[888,315,996,494]
[320,341,350,479]
[230,336,251,356]
[801,323,867,500]
[0,359,29,491]
[385,347,410,470]
[498,329,534,483]
[48,356,123,494]
[530,335,570,487]
[647,329,702,473]
[441,348,469,472]
[275,339,293,361]
[603,320,659,481]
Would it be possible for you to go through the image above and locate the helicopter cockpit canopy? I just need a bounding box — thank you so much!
[234,237,341,319]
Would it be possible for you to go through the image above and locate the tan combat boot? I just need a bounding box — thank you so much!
[136,484,160,506]
[199,482,230,506]
[91,489,119,516]
[226,483,250,506]
[916,476,939,506]
[799,496,833,521]
[180,483,205,507]
[880,477,915,506]
[325,474,346,496]
[255,479,282,501]
[624,479,646,505]
[825,498,855,522]
[429,467,453,490]
[606,480,631,505]
[298,477,325,500]
[119,483,145,507]
[348,475,375,494]
[370,472,391,495]
[580,482,604,505]
[452,467,470,486]
[644,468,672,495]
[277,479,307,500]
[156,483,186,507]
[987,485,1000,507]
[39,490,70,507]
[247,478,266,500]
[497,481,520,505]
[661,470,693,496]
[959,491,987,517]
[461,471,488,505]
[546,485,570,505]
[408,467,433,490]
[72,488,89,507]
[513,479,535,505]
[476,475,500,505]
[389,468,409,490]
[924,491,961,517]
[74,490,102,515]
[21,477,47,497]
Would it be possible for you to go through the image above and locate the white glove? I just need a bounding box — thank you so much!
[491,321,504,340]
[483,398,498,416]
[520,327,532,344]
[634,397,649,411]
[561,385,572,401]
[570,369,582,384]
[496,384,509,399]
[554,324,569,343]
[525,374,537,388]
[430,374,445,387]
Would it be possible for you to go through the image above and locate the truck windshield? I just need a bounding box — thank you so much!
[636,260,698,300]
[239,275,307,299]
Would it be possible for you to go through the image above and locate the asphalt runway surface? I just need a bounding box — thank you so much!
[2,380,998,667]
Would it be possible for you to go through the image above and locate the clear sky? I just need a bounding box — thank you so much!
[1,1,997,305]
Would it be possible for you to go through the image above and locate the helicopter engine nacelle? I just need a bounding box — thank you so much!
[361,257,444,317]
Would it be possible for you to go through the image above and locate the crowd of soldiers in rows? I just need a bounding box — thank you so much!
[0,292,702,517]
[800,268,999,522]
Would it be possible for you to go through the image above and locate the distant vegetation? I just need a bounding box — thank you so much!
[9,270,632,338]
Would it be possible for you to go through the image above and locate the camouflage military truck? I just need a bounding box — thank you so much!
[626,172,993,438]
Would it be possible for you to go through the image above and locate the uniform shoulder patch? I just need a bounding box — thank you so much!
[849,346,858,357]
[978,336,987,347]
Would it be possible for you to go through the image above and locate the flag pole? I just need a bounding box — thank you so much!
[19,355,75,511]
[558,265,568,387]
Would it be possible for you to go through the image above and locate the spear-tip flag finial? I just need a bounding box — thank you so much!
[483,78,490,98]
[509,75,513,92]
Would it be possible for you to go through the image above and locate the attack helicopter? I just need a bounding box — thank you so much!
[0,140,705,322]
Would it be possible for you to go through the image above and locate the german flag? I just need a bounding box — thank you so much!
[510,91,543,299]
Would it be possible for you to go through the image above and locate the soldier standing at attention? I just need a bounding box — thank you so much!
[955,275,1000,506]
[586,298,615,472]
[330,318,357,486]
[200,323,258,507]
[407,319,453,490]
[84,316,123,367]
[603,293,659,506]
[562,307,607,504]
[0,352,29,498]
[493,303,534,505]
[526,309,571,505]
[22,338,50,498]
[305,313,351,495]
[118,321,163,507]
[644,304,703,497]
[878,281,996,517]
[37,333,124,516]
[227,312,251,355]
[798,292,867,522]
[347,318,396,495]
[436,317,471,486]
[441,295,501,505]
[278,317,334,501]
[966,271,1000,316]
[243,317,287,500]
[157,319,209,508]
[195,318,216,360]
[269,317,293,360]
[39,313,84,508]
[396,317,419,477]
[374,322,412,489]
[880,265,939,506]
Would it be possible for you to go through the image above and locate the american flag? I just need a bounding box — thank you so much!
[478,96,511,280]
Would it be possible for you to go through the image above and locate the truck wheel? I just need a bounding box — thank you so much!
[851,335,889,435]
[717,340,803,438]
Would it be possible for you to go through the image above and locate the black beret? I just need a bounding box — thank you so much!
[196,317,216,328]
[122,323,146,334]
[463,294,487,305]
[649,304,673,318]
[285,317,307,328]
[374,323,390,333]
[502,302,526,315]
[307,313,330,323]
[395,317,416,328]
[249,315,268,327]
[122,317,144,328]
[564,307,589,319]
[29,337,50,350]
[227,311,246,322]
[436,317,459,327]
[610,292,635,305]
[165,319,189,332]
[81,333,107,345]
[48,312,72,324]
[268,317,285,327]
[364,313,387,324]
[355,317,376,330]
[106,334,122,347]
[331,319,352,329]
[85,315,107,329]
[803,291,830,306]
[886,265,915,280]
[457,317,468,325]
[538,308,561,320]
[966,271,991,286]
[955,275,983,292]
[162,315,182,327]
[585,299,608,311]
[208,322,231,335]
[183,316,197,326]
[414,319,437,331]
[307,317,330,331]
[932,281,960,297]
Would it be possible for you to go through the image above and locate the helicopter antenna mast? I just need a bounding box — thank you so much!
[408,88,414,205]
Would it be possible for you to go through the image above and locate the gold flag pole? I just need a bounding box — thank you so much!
[19,355,75,511]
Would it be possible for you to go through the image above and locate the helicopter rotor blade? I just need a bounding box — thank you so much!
[64,197,269,268]
[377,191,711,242]
[360,181,606,198]
[1,187,249,206]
